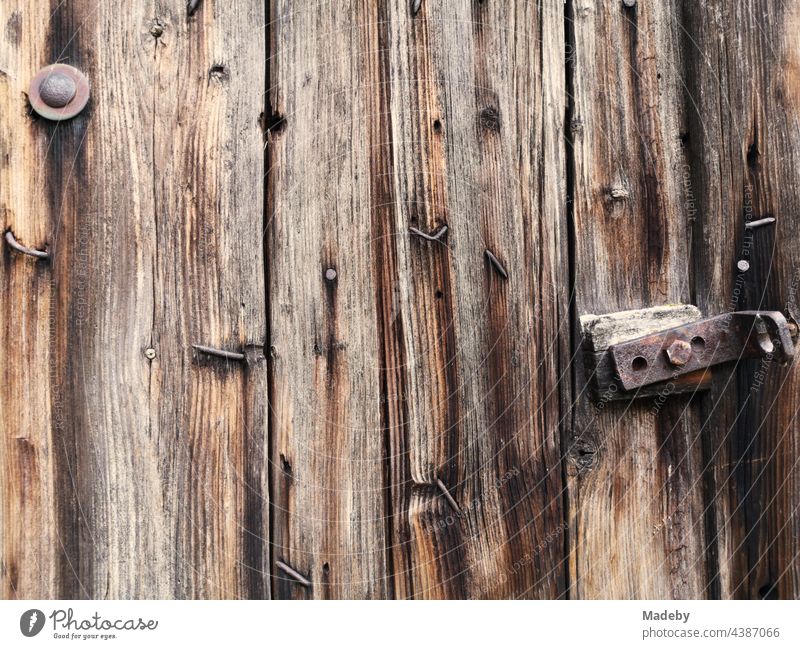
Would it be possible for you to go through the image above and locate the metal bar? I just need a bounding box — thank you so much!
[609,310,795,391]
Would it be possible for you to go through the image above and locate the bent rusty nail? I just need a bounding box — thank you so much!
[4,231,50,260]
[191,344,245,362]
[409,224,448,242]
[484,249,508,280]
[436,478,461,513]
[275,560,311,587]
[745,217,776,230]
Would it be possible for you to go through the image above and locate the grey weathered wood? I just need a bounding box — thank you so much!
[0,0,267,598]
[567,0,709,597]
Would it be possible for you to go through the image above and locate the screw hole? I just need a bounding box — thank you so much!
[690,336,706,355]
[632,356,648,371]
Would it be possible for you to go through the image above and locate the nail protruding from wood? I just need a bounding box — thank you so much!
[4,231,50,260]
[411,0,422,16]
[484,249,509,280]
[409,224,448,242]
[192,344,245,362]
[187,0,202,17]
[275,560,311,588]
[745,217,776,230]
[436,478,461,513]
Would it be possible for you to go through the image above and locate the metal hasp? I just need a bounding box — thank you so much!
[610,310,797,391]
[29,64,90,121]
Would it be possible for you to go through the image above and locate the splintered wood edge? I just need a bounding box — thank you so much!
[580,304,703,351]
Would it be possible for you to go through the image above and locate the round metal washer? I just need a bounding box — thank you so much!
[29,64,90,121]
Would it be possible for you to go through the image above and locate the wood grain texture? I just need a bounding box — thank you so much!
[0,0,267,598]
[0,0,60,599]
[682,0,800,599]
[268,0,569,598]
[567,0,709,598]
[2,0,799,602]
[267,0,390,599]
[380,0,568,599]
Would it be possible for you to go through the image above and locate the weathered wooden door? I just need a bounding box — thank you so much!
[1,0,798,599]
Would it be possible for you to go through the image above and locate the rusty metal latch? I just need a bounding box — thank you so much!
[609,310,797,391]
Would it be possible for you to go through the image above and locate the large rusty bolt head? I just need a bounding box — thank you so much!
[29,64,90,121]
[38,72,77,108]
[665,339,692,367]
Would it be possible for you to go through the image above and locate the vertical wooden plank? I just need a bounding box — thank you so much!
[268,1,390,598]
[151,0,268,600]
[1,0,267,598]
[567,0,708,597]
[682,0,800,599]
[382,0,568,598]
[0,0,60,599]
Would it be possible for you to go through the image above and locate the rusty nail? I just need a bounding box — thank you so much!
[29,64,90,121]
[411,0,422,15]
[665,339,692,367]
[275,560,311,588]
[409,224,448,242]
[484,249,509,280]
[436,478,461,513]
[192,344,245,362]
[4,231,50,260]
[745,217,776,230]
[737,259,750,272]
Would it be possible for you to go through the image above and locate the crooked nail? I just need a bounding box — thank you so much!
[4,231,49,260]
[409,224,448,242]
[192,344,245,362]
[275,560,311,588]
[745,217,776,230]
[484,249,508,280]
[187,0,202,17]
[436,478,461,513]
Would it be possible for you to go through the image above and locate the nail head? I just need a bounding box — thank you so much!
[144,348,157,360]
[737,259,750,272]
[325,268,337,281]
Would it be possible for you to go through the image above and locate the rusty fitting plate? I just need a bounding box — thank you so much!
[610,310,796,391]
[29,64,90,121]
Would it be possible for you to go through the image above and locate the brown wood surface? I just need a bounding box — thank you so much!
[1,0,267,598]
[1,0,799,600]
[567,0,709,598]
[682,0,800,599]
